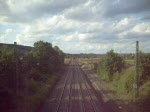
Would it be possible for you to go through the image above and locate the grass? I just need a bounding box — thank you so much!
[79,58,150,111]
[17,73,60,112]
[97,60,150,111]
[97,66,135,101]
[31,75,58,110]
[77,58,100,64]
[125,59,135,65]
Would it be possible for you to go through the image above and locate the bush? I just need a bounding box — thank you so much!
[117,67,135,95]
[97,59,110,81]
[140,53,150,80]
[139,81,150,101]
[28,79,42,95]
[97,50,125,81]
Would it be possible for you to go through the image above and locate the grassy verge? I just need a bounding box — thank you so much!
[16,73,60,112]
[32,74,59,112]
[97,65,150,111]
[78,58,150,111]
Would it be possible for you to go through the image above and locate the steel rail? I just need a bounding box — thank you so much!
[74,61,85,112]
[75,60,98,112]
[55,61,73,112]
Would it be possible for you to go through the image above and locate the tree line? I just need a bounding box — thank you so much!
[97,49,150,81]
[0,41,65,112]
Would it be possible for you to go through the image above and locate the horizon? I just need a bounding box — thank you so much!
[1,42,149,54]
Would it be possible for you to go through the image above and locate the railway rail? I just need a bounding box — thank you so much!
[39,59,104,112]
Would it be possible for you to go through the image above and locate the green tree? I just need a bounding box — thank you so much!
[0,46,17,111]
[54,46,65,64]
[104,49,125,80]
[0,45,15,73]
[140,53,150,80]
[21,52,35,72]
[31,41,64,73]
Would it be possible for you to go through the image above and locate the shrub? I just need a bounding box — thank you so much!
[97,50,125,81]
[140,53,150,80]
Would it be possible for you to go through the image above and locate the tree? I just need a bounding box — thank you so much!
[0,46,17,111]
[54,46,65,64]
[105,49,125,80]
[140,53,150,80]
[31,41,64,73]
[0,45,15,73]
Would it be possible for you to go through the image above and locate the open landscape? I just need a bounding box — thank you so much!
[0,0,150,112]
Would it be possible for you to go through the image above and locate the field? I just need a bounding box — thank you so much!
[64,58,71,65]
[77,58,100,70]
[125,59,135,65]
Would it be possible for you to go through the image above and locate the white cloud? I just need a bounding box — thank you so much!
[56,34,77,42]
[14,15,82,45]
[113,18,134,31]
[78,34,89,40]
[131,23,150,33]
[6,29,13,33]
[0,29,14,43]
[118,22,150,39]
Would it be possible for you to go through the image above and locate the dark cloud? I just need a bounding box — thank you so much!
[1,0,150,23]
[64,0,150,22]
[141,14,150,20]
[102,0,150,18]
[0,0,86,23]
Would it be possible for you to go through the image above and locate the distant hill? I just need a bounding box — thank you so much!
[65,53,104,58]
[0,43,104,58]
[0,43,32,55]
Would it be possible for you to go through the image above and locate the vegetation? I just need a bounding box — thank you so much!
[140,53,150,80]
[97,49,125,81]
[97,50,150,111]
[65,53,103,58]
[0,41,65,112]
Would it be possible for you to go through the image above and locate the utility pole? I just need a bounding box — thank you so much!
[135,41,139,97]
[14,42,19,94]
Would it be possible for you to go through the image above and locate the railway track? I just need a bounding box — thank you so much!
[40,59,104,112]
[75,60,99,112]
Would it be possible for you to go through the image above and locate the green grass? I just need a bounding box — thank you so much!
[17,73,60,112]
[31,75,58,110]
[81,57,150,111]
[97,63,150,111]
[125,59,135,65]
[98,66,135,101]
[138,80,150,102]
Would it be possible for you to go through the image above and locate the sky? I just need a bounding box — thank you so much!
[0,0,150,53]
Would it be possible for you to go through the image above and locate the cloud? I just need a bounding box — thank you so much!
[56,34,77,42]
[112,18,134,31]
[13,14,150,53]
[100,0,150,18]
[0,0,150,53]
[118,22,150,39]
[64,0,98,22]
[0,29,13,43]
[64,0,150,22]
[0,0,86,23]
[142,14,150,20]
[14,15,82,45]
